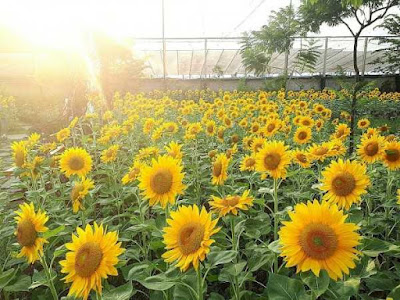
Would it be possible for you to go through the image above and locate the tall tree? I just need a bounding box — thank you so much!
[300,0,399,154]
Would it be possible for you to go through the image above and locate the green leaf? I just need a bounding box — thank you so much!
[43,225,66,239]
[388,284,400,299]
[102,282,135,300]
[268,240,281,254]
[267,273,306,300]
[0,268,17,289]
[4,274,31,292]
[226,262,247,277]
[361,237,400,257]
[207,250,237,266]
[125,263,149,280]
[300,270,330,297]
[137,274,175,291]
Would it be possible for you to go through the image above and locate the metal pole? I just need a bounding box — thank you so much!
[162,0,166,80]
[322,37,328,77]
[361,37,368,77]
[201,38,208,79]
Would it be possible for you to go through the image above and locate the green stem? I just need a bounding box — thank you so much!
[273,178,279,273]
[230,217,240,300]
[40,255,58,300]
[197,264,203,300]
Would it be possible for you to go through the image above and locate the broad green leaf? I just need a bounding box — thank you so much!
[43,225,66,239]
[102,282,135,300]
[300,270,330,297]
[267,273,306,300]
[137,274,175,291]
[0,268,17,289]
[207,250,237,266]
[4,274,31,292]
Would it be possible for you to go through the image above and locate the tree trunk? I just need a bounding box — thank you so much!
[348,35,360,155]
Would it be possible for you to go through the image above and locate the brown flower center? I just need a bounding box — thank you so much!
[213,161,223,177]
[302,120,311,126]
[71,183,84,201]
[252,125,259,132]
[364,142,379,156]
[254,143,263,153]
[75,242,103,277]
[332,172,356,196]
[298,131,307,140]
[299,223,338,260]
[336,129,345,138]
[150,169,173,194]
[386,149,400,162]
[207,125,214,133]
[224,196,240,207]
[263,153,281,170]
[69,156,84,171]
[178,223,205,255]
[218,130,224,139]
[17,219,37,247]
[315,147,328,156]
[231,135,239,144]
[267,123,275,132]
[297,153,307,163]
[245,158,256,167]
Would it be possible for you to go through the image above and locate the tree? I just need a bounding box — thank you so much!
[240,3,302,78]
[300,0,399,154]
[370,14,400,74]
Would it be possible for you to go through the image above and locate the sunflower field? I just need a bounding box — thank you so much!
[2,88,400,300]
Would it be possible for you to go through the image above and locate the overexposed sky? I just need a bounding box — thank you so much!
[0,0,395,46]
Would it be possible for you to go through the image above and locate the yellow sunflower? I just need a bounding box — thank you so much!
[60,223,125,300]
[263,119,280,137]
[211,153,230,185]
[71,178,95,213]
[300,116,314,127]
[332,123,350,140]
[240,155,256,171]
[357,135,386,163]
[138,155,185,208]
[165,141,183,160]
[11,141,27,168]
[56,127,71,142]
[320,159,370,209]
[279,200,360,280]
[255,141,291,179]
[292,149,311,168]
[293,126,312,145]
[209,190,253,217]
[14,202,48,263]
[382,141,400,170]
[357,118,370,129]
[205,120,216,136]
[251,137,265,154]
[162,205,220,271]
[122,161,144,185]
[308,142,332,162]
[101,145,120,163]
[60,147,93,178]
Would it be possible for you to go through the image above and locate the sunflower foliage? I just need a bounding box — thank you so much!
[2,88,400,300]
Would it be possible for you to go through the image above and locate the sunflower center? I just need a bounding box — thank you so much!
[254,143,263,153]
[150,169,173,194]
[336,129,345,138]
[15,151,25,167]
[245,158,256,167]
[360,121,366,126]
[299,223,338,260]
[252,125,259,132]
[263,153,281,170]
[302,120,311,126]
[332,172,356,196]
[315,147,328,156]
[71,183,84,201]
[386,149,400,162]
[267,124,275,132]
[75,242,103,277]
[298,131,307,140]
[178,222,205,255]
[69,156,84,170]
[365,142,379,156]
[297,153,307,163]
[17,219,37,247]
[225,196,240,207]
[213,161,223,177]
[207,125,214,133]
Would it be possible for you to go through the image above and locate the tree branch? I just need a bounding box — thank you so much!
[351,7,364,26]
[338,17,355,36]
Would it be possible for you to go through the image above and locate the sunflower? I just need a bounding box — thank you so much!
[300,116,314,127]
[320,159,370,209]
[357,118,370,129]
[251,137,265,154]
[382,141,400,170]
[332,123,350,140]
[292,149,311,168]
[162,205,220,271]
[211,153,230,185]
[240,155,256,171]
[71,178,95,213]
[122,160,145,185]
[255,141,291,179]
[101,145,120,163]
[279,200,360,280]
[11,141,27,168]
[56,127,71,142]
[357,135,386,163]
[14,202,48,263]
[308,142,332,162]
[165,141,183,160]
[138,155,185,208]
[205,120,216,136]
[209,190,253,217]
[293,126,312,145]
[263,119,280,137]
[60,223,125,300]
[60,147,93,178]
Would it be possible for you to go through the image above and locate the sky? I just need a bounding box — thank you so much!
[0,0,395,44]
